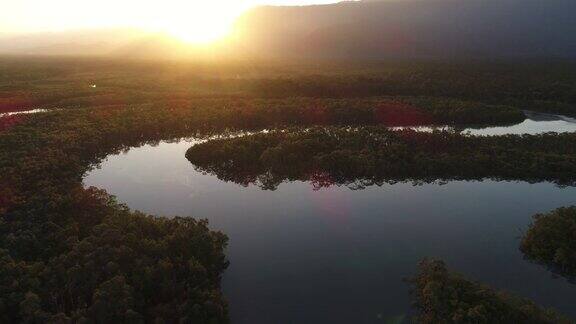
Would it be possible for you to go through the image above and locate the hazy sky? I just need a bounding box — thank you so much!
[0,0,343,41]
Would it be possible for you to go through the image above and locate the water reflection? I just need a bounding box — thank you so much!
[84,137,576,323]
[392,111,576,136]
[468,111,576,136]
[0,108,50,117]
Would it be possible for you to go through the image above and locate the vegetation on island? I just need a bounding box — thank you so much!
[410,259,572,324]
[186,127,576,190]
[521,207,576,279]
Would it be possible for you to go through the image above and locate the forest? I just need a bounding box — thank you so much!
[521,207,576,280]
[410,259,572,324]
[1,57,576,322]
[1,58,575,117]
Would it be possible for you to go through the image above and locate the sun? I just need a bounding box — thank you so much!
[157,1,246,44]
[165,22,232,44]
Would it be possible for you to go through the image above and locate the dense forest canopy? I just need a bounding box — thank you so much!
[410,259,572,323]
[521,207,576,280]
[1,58,575,116]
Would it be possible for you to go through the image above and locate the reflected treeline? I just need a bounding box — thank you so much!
[521,207,576,281]
[186,127,576,190]
[410,259,572,323]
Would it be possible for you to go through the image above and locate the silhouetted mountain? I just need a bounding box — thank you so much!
[0,28,230,60]
[231,0,576,59]
[0,28,146,57]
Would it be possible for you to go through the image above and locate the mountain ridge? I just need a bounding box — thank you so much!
[1,0,575,60]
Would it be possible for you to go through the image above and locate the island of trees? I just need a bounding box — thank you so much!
[186,127,576,190]
[521,207,576,280]
[410,259,572,323]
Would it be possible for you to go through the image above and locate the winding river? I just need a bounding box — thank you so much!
[84,112,576,323]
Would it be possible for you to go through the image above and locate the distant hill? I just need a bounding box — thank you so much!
[1,0,575,60]
[0,28,231,60]
[230,0,576,59]
[0,28,146,57]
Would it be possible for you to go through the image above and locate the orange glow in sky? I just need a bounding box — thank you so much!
[0,0,345,44]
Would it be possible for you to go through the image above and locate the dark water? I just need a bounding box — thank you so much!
[84,114,576,323]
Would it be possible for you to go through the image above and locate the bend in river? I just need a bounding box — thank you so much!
[84,113,576,323]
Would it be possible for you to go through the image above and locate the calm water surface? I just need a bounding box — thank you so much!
[84,114,576,323]
[468,111,576,135]
[392,110,576,135]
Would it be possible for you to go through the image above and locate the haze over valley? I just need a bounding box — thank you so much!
[2,0,575,59]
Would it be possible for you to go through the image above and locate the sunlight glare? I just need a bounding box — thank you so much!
[0,0,344,44]
[154,1,247,44]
